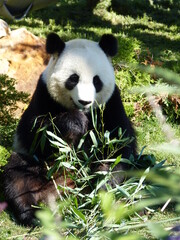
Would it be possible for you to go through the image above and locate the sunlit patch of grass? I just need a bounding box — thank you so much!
[136,116,180,167]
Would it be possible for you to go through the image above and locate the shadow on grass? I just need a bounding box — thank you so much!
[112,0,180,26]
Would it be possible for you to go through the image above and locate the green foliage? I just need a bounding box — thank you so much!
[44,104,135,179]
[0,75,29,147]
[34,127,180,239]
[115,64,153,119]
[0,146,10,168]
[115,36,140,63]
[131,65,180,123]
[160,96,180,123]
[29,105,179,239]
[112,0,180,25]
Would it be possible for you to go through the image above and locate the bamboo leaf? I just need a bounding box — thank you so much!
[60,162,76,170]
[46,130,68,145]
[89,130,98,147]
[110,155,122,170]
[147,222,169,239]
[71,206,86,223]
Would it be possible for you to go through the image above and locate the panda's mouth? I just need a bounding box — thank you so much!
[70,98,91,111]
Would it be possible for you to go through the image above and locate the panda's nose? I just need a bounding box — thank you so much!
[78,100,92,106]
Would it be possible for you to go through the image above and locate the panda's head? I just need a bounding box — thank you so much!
[42,33,118,111]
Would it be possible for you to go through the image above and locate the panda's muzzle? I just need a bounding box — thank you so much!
[78,100,92,106]
[70,97,92,110]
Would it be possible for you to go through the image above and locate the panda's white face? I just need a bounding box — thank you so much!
[43,38,115,110]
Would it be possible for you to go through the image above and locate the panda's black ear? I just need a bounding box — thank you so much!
[99,34,118,57]
[46,33,65,55]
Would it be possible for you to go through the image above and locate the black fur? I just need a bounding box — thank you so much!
[46,33,65,55]
[3,34,136,226]
[99,34,118,57]
[3,153,48,226]
[93,75,103,93]
[65,74,79,90]
[3,152,74,226]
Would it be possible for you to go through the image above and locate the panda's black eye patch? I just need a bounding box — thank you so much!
[93,75,103,93]
[65,74,79,90]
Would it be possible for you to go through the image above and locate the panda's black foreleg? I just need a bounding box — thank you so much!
[15,104,89,157]
[55,109,89,146]
[12,194,37,226]
[3,153,48,226]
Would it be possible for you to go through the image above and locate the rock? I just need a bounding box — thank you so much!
[0,27,49,96]
[0,19,11,38]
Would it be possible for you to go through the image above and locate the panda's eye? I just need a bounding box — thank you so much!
[93,75,103,93]
[65,74,79,90]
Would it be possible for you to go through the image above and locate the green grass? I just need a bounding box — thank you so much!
[0,0,180,239]
[136,116,180,167]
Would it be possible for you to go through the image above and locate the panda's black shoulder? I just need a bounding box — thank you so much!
[30,75,65,115]
[106,86,124,109]
[103,85,135,135]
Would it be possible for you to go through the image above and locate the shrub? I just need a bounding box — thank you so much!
[160,95,180,123]
[0,146,10,168]
[0,75,29,147]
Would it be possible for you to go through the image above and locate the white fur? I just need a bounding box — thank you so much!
[43,38,115,110]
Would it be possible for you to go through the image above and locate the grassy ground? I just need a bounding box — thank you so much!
[0,0,180,239]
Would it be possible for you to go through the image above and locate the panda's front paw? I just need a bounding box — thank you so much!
[58,110,88,146]
[67,110,88,146]
[17,209,38,226]
[95,163,127,190]
[71,109,89,134]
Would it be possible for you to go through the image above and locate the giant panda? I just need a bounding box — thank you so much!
[3,33,136,226]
